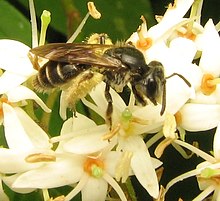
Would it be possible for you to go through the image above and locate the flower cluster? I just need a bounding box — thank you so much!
[0,0,219,201]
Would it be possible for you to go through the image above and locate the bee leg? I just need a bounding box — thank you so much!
[105,84,113,129]
[131,84,147,106]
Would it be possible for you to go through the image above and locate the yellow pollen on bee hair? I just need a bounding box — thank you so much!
[83,157,105,178]
[200,73,220,95]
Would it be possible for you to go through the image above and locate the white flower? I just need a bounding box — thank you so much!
[0,102,52,194]
[11,117,127,201]
[0,84,50,126]
[0,39,37,94]
[177,19,220,131]
[81,82,162,198]
[165,122,220,201]
[127,0,196,63]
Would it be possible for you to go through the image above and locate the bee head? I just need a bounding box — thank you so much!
[134,61,165,106]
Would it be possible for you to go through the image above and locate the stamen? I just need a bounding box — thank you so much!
[177,0,203,41]
[83,157,104,178]
[67,13,90,43]
[67,2,101,43]
[131,117,149,125]
[163,113,177,139]
[174,111,182,126]
[25,153,56,163]
[177,28,196,41]
[39,10,51,46]
[200,74,219,95]
[87,2,101,19]
[155,138,174,158]
[48,196,65,201]
[115,151,133,182]
[136,16,153,51]
[29,0,38,48]
[102,123,120,140]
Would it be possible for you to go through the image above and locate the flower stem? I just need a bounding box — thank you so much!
[41,90,59,132]
[29,0,38,48]
[125,177,138,201]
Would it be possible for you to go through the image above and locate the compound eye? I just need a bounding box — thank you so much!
[146,78,157,98]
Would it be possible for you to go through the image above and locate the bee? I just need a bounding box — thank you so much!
[30,33,191,126]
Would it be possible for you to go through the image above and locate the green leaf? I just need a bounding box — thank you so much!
[70,0,155,42]
[0,1,31,46]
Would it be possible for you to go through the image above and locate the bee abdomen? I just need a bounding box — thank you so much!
[34,61,90,91]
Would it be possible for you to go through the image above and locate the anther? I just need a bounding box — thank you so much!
[87,2,101,19]
[25,153,56,163]
[201,74,219,95]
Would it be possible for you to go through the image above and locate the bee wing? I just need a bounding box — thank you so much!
[30,43,121,68]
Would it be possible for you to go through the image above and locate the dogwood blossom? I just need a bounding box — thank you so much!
[11,116,127,201]
[80,82,162,198]
[177,19,220,131]
[0,40,37,94]
[165,122,220,201]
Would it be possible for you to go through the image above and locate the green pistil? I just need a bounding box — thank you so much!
[201,167,220,178]
[39,10,51,46]
[91,164,103,178]
[121,108,132,122]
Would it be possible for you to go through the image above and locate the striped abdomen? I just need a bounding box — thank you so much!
[34,61,91,91]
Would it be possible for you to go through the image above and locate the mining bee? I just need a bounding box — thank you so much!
[30,33,191,126]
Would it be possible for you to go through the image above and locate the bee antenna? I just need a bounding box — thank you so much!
[165,73,191,87]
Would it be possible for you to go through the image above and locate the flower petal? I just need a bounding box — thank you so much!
[179,103,220,131]
[82,177,107,201]
[14,107,52,150]
[0,148,39,173]
[131,151,159,198]
[7,85,51,113]
[165,74,194,114]
[3,174,35,194]
[13,156,83,188]
[198,19,220,76]
[3,104,34,150]
[169,37,197,64]
[119,136,159,198]
[0,39,36,76]
[64,125,109,154]
[148,0,194,40]
[0,72,27,94]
